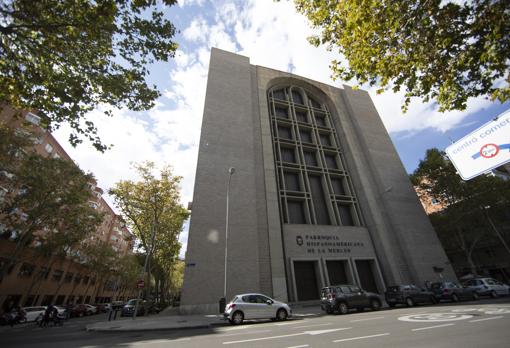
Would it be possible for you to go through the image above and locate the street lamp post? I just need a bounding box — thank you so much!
[220,167,235,313]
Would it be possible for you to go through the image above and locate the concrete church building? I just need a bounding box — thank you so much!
[180,48,455,313]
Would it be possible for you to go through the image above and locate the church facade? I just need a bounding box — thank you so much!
[180,48,455,313]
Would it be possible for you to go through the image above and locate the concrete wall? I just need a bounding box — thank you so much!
[180,49,265,313]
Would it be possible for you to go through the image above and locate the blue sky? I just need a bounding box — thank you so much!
[53,0,510,257]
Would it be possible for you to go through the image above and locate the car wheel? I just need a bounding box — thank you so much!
[388,303,396,308]
[371,300,381,311]
[405,297,414,307]
[276,309,288,321]
[472,292,479,301]
[452,294,459,302]
[338,302,349,315]
[490,290,497,298]
[231,311,244,325]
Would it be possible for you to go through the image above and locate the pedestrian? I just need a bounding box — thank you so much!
[40,304,54,327]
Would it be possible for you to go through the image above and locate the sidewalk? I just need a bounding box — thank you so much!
[86,303,323,332]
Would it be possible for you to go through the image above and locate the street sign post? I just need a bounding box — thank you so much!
[445,109,510,180]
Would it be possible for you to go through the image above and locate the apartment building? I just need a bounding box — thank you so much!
[0,106,136,312]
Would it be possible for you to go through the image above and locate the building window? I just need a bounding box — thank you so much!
[52,269,63,282]
[287,200,306,224]
[291,90,304,105]
[39,267,50,280]
[18,263,35,278]
[277,125,292,140]
[283,171,301,192]
[303,150,318,167]
[295,110,308,123]
[268,85,362,226]
[431,198,439,205]
[280,147,296,163]
[25,112,41,126]
[272,89,286,101]
[299,129,313,143]
[74,274,82,284]
[83,276,90,285]
[64,272,74,283]
[275,106,289,119]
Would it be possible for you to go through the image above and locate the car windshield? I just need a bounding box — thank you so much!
[321,288,332,297]
[126,299,138,305]
[430,283,443,289]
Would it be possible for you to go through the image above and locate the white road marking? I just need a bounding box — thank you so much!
[223,332,305,344]
[223,328,350,344]
[350,316,384,322]
[286,345,309,348]
[469,316,504,323]
[292,323,332,329]
[412,323,455,331]
[217,329,272,337]
[275,320,309,326]
[332,333,390,343]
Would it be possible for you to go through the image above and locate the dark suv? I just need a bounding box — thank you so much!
[430,281,479,302]
[320,285,382,314]
[385,284,437,307]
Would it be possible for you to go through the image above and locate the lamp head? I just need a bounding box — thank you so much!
[228,167,235,174]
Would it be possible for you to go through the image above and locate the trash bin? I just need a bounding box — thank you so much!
[219,297,226,313]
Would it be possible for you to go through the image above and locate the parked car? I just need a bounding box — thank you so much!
[21,306,47,322]
[121,299,146,317]
[71,304,96,317]
[84,304,98,314]
[385,284,437,307]
[430,281,479,302]
[463,278,510,298]
[224,293,292,325]
[112,301,125,310]
[320,284,382,314]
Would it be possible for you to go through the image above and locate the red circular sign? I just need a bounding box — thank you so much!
[479,143,500,158]
[137,280,145,289]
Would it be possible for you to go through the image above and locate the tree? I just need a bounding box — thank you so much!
[109,162,189,301]
[411,148,510,274]
[0,126,103,279]
[0,0,179,151]
[294,0,509,112]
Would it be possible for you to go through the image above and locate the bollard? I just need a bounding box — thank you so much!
[108,309,113,321]
[114,309,119,320]
[219,297,226,314]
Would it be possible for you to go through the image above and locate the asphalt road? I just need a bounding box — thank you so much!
[3,298,510,348]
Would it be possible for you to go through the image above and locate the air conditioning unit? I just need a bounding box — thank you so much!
[25,112,41,126]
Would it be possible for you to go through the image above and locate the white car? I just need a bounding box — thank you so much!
[22,306,47,322]
[464,278,510,297]
[224,293,292,325]
[84,304,97,314]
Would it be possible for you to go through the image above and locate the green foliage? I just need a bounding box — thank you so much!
[109,161,189,299]
[0,124,103,277]
[294,0,510,112]
[411,148,510,273]
[0,0,179,151]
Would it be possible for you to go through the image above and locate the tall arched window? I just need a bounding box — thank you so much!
[268,86,362,227]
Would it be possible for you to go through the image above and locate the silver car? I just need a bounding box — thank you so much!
[464,278,510,298]
[224,293,292,325]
